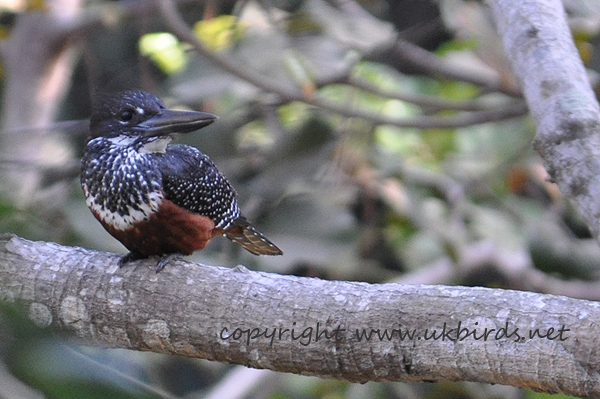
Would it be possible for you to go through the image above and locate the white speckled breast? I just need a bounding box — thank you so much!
[81,136,166,231]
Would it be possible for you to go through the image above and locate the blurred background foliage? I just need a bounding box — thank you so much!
[0,0,599,398]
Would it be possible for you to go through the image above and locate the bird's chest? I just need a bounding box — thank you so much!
[81,143,164,231]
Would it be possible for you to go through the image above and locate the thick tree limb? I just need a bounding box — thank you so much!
[1,234,600,397]
[487,0,600,242]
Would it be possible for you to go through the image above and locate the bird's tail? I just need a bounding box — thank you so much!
[224,217,283,256]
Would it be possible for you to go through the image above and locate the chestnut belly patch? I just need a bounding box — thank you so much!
[97,198,217,256]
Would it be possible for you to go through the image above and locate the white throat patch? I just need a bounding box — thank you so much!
[139,137,172,154]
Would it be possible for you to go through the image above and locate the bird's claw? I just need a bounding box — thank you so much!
[156,254,182,273]
[118,252,143,268]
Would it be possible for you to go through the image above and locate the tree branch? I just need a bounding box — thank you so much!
[344,75,512,112]
[487,0,600,243]
[375,38,521,97]
[329,0,521,96]
[157,0,529,129]
[1,234,600,397]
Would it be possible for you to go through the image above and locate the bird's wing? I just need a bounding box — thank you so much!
[154,144,282,255]
[153,144,241,229]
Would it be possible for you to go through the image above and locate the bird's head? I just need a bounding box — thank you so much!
[89,90,217,146]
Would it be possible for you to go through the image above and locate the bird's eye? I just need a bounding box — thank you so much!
[120,110,134,121]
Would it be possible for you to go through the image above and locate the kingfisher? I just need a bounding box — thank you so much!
[81,90,282,272]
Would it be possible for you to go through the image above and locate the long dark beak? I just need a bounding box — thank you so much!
[135,109,218,137]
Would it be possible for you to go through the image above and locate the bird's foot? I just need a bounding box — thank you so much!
[119,252,144,268]
[156,253,182,273]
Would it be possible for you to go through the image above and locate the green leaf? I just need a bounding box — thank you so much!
[194,15,246,51]
[139,32,187,75]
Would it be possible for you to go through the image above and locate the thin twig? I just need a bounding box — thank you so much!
[157,0,303,102]
[203,367,276,399]
[326,0,521,97]
[381,39,521,97]
[62,344,181,399]
[308,95,529,129]
[345,75,511,111]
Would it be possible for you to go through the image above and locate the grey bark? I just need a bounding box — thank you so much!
[1,234,600,397]
[487,0,600,241]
